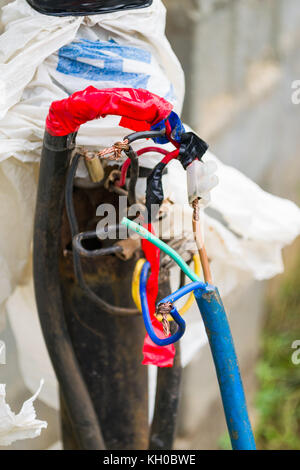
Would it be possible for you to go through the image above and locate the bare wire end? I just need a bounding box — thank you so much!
[156,301,173,337]
[98,139,129,160]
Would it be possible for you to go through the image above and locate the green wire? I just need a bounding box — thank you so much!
[121,217,201,283]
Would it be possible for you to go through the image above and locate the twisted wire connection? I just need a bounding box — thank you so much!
[156,301,173,337]
[140,261,186,346]
[192,198,212,284]
[98,139,129,160]
[192,198,199,221]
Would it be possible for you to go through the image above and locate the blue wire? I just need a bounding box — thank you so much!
[139,261,186,346]
[140,260,256,449]
[139,257,256,449]
[159,280,214,305]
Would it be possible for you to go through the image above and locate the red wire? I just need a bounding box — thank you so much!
[137,146,169,157]
[116,158,131,187]
[161,148,180,164]
[165,119,180,149]
[116,146,171,187]
[116,123,180,187]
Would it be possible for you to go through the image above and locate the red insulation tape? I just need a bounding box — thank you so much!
[46,87,175,366]
[46,86,173,136]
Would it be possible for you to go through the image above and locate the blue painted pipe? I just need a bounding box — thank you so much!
[194,287,256,450]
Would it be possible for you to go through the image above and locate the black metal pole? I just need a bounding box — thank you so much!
[33,132,105,450]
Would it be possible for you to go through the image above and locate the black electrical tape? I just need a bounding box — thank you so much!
[127,166,168,178]
[178,132,209,169]
[27,0,152,16]
[145,162,166,222]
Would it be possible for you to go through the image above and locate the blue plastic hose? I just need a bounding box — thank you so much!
[194,287,256,450]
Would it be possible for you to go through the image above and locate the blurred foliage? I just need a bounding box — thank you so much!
[255,248,300,450]
[217,431,231,450]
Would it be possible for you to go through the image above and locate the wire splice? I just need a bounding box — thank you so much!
[132,254,202,321]
[139,261,186,346]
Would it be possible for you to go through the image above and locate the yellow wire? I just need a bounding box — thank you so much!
[131,258,146,313]
[178,253,201,317]
[131,254,201,321]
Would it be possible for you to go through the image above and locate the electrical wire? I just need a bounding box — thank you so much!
[131,258,146,312]
[131,254,202,321]
[140,261,186,346]
[192,198,212,284]
[117,146,170,188]
[171,254,201,317]
[165,119,180,149]
[116,157,131,188]
[160,148,179,165]
[125,146,139,206]
[137,146,169,157]
[158,280,212,305]
[65,153,139,316]
[125,129,166,144]
[122,217,205,284]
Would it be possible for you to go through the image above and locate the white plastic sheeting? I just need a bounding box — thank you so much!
[0,0,183,161]
[0,380,47,446]
[0,0,300,439]
[6,281,58,409]
[0,0,184,324]
[0,158,37,329]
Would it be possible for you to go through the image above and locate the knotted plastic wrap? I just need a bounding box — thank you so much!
[178,132,209,169]
[26,0,152,16]
[46,86,173,136]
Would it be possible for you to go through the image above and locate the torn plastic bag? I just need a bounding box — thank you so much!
[0,380,47,446]
[0,158,37,330]
[0,0,184,147]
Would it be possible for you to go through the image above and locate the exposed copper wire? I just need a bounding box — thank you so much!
[98,139,130,160]
[156,301,172,337]
[192,198,212,284]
